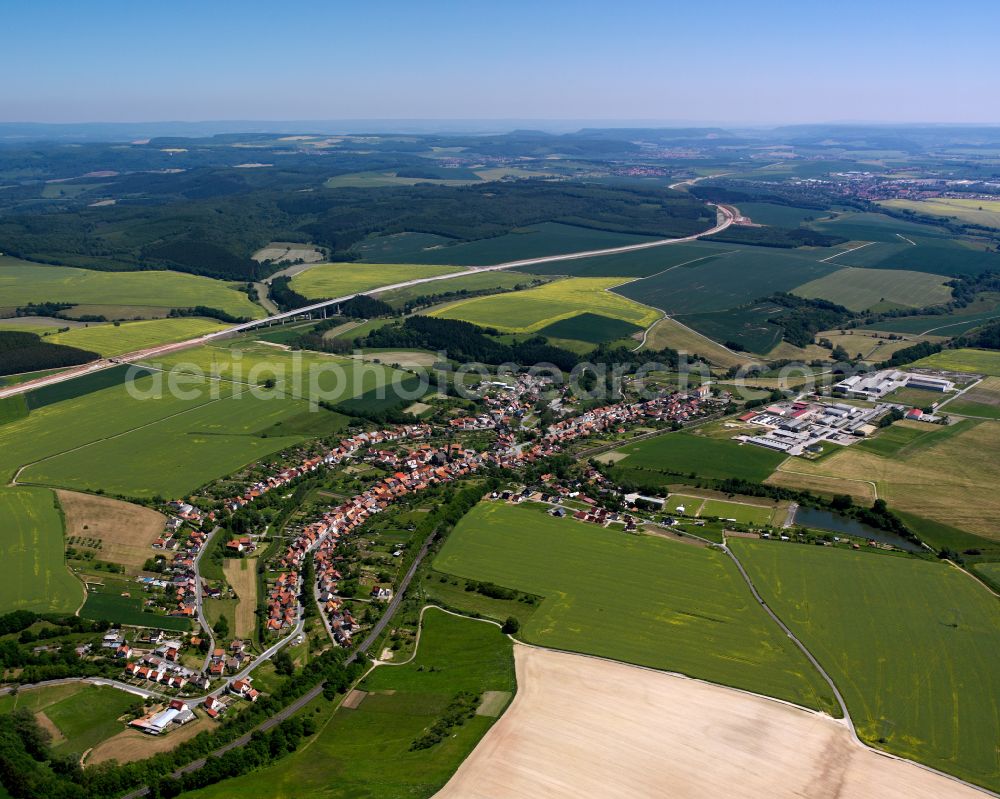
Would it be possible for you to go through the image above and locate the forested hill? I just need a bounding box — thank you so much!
[0,178,710,281]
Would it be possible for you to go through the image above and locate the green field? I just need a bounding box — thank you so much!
[855,421,943,456]
[524,243,726,278]
[434,502,835,712]
[536,312,642,344]
[139,340,401,401]
[80,581,192,631]
[881,198,1000,230]
[2,341,405,497]
[376,271,548,307]
[288,263,460,301]
[731,540,1000,792]
[0,395,28,426]
[428,277,659,333]
[912,348,1000,376]
[1,349,396,497]
[47,317,228,357]
[698,498,775,525]
[884,385,953,409]
[809,219,999,276]
[0,683,136,754]
[0,486,82,614]
[792,267,952,311]
[612,243,839,315]
[941,376,1000,419]
[19,386,306,498]
[737,202,828,228]
[324,170,481,188]
[808,211,953,243]
[610,431,786,484]
[189,609,514,799]
[678,304,786,354]
[0,256,264,318]
[359,223,656,267]
[861,299,1000,336]
[973,562,1000,592]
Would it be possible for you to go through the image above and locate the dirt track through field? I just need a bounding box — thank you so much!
[434,645,987,799]
[224,557,258,638]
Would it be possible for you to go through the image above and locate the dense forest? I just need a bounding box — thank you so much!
[0,331,98,376]
[361,315,690,373]
[0,150,711,280]
[763,294,855,347]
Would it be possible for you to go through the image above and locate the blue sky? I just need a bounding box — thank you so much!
[2,0,998,124]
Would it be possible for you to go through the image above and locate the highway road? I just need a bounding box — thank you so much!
[0,201,735,401]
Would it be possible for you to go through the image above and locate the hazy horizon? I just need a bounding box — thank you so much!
[3,0,998,126]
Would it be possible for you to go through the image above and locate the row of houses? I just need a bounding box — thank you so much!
[219,388,709,649]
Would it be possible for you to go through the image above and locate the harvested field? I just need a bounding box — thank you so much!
[771,419,1000,539]
[86,716,212,765]
[223,557,258,638]
[362,350,439,368]
[436,646,982,799]
[56,490,165,572]
[767,468,877,504]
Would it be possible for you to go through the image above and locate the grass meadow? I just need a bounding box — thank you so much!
[608,431,786,485]
[288,263,460,300]
[881,198,1000,230]
[80,576,192,630]
[736,202,827,227]
[0,256,265,319]
[188,609,514,799]
[769,419,1000,540]
[47,317,228,357]
[433,502,836,712]
[698,498,776,525]
[0,486,82,614]
[0,683,136,755]
[376,270,548,307]
[912,348,1000,376]
[941,376,1000,419]
[428,277,660,333]
[731,539,1000,793]
[792,266,952,311]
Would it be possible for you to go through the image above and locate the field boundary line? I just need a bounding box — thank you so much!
[724,540,1000,799]
[818,241,876,263]
[945,559,1000,600]
[8,390,235,487]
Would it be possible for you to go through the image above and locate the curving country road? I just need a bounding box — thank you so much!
[0,199,735,401]
[119,527,437,799]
